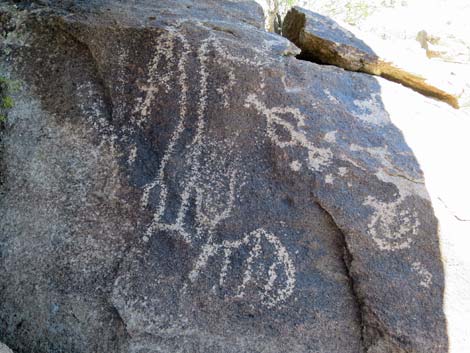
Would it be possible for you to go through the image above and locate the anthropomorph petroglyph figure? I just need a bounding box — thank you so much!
[135,31,296,308]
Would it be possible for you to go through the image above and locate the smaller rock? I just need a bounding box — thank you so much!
[416,29,470,64]
[0,342,13,353]
[283,6,464,108]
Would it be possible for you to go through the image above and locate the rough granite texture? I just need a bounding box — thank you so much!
[0,1,447,353]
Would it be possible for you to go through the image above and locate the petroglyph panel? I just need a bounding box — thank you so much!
[121,29,298,308]
[1,2,447,352]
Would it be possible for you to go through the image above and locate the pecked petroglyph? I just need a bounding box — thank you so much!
[357,145,428,251]
[353,93,391,126]
[244,94,333,173]
[364,195,420,251]
[132,34,176,128]
[245,92,427,253]
[92,21,429,309]
[340,154,425,252]
[189,228,296,308]
[131,31,296,308]
[411,261,433,288]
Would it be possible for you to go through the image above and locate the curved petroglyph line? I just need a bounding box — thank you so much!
[132,32,296,307]
[346,145,425,251]
[364,196,420,251]
[139,33,261,244]
[195,167,238,241]
[132,33,176,128]
[141,35,229,243]
[364,167,426,251]
[140,33,192,243]
[244,93,333,172]
[173,38,210,236]
[211,38,236,108]
[244,94,426,252]
[188,228,296,308]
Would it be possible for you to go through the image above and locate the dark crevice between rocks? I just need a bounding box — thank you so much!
[313,199,367,353]
[108,301,131,343]
[313,198,411,353]
[341,241,367,353]
[282,7,459,109]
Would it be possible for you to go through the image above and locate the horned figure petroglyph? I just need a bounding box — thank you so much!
[134,31,296,308]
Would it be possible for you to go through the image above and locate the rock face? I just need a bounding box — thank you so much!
[0,1,446,353]
[282,6,462,108]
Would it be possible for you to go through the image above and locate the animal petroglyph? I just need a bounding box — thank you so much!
[134,31,296,308]
[365,163,426,251]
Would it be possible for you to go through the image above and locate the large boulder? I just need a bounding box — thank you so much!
[0,1,446,353]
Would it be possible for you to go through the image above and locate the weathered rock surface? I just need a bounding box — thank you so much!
[282,6,462,108]
[0,1,446,353]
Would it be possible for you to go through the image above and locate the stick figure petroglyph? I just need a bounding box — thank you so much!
[134,31,296,308]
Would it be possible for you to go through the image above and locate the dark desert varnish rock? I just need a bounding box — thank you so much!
[0,1,446,353]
